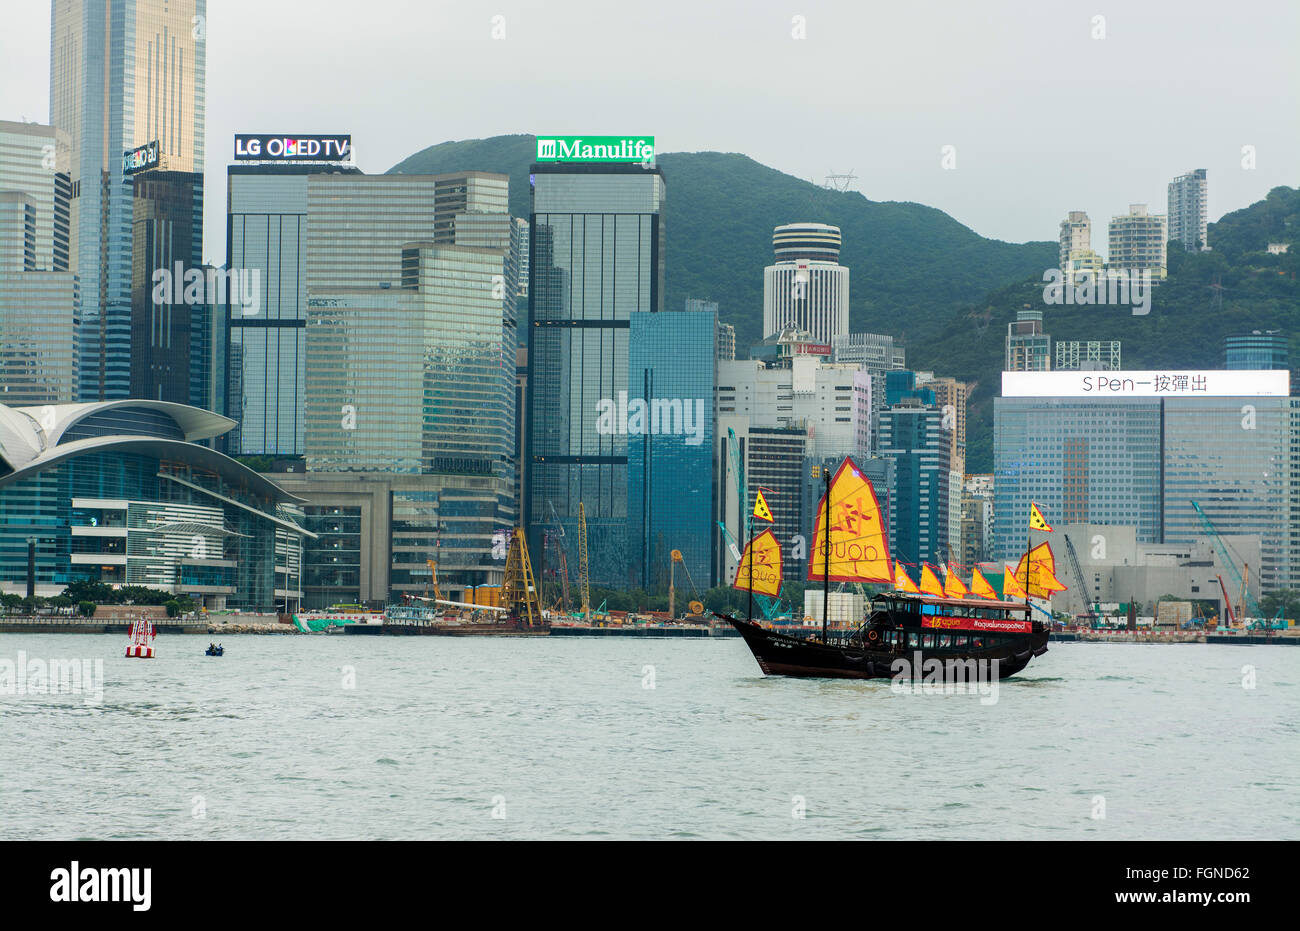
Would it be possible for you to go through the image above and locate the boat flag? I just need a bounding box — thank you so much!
[1002,565,1028,599]
[895,561,921,593]
[943,564,969,598]
[919,563,944,597]
[732,528,783,597]
[753,490,774,523]
[1029,503,1053,532]
[970,567,999,600]
[1012,541,1068,598]
[807,457,892,583]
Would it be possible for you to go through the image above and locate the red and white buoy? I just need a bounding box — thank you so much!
[125,615,156,659]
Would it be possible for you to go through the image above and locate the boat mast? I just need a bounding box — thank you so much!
[822,467,830,641]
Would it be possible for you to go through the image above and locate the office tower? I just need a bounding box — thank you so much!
[993,397,1164,560]
[628,306,715,590]
[525,162,666,586]
[831,331,905,435]
[717,351,871,462]
[1006,308,1051,371]
[884,370,934,407]
[225,156,359,456]
[1163,397,1298,592]
[923,375,968,477]
[1224,332,1288,370]
[762,223,849,346]
[129,168,202,401]
[1055,340,1122,371]
[715,419,808,582]
[876,401,957,566]
[1167,169,1208,252]
[512,216,529,320]
[1108,204,1167,278]
[0,194,80,403]
[51,0,207,401]
[188,263,224,420]
[0,120,71,271]
[960,474,994,569]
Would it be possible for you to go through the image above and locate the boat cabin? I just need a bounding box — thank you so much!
[864,593,1036,652]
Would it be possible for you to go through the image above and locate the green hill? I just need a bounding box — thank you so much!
[388,135,1055,349]
[908,185,1300,473]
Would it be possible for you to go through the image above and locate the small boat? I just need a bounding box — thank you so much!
[205,644,224,656]
[125,615,156,659]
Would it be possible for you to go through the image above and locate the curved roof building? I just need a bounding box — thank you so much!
[0,400,309,609]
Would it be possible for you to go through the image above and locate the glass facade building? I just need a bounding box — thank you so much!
[628,307,715,590]
[0,400,306,607]
[876,404,955,566]
[0,120,71,272]
[993,398,1164,561]
[51,0,206,401]
[1224,333,1288,371]
[525,163,666,586]
[130,170,203,402]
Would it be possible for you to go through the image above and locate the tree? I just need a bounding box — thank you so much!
[1259,589,1300,622]
[164,600,181,618]
[78,601,96,618]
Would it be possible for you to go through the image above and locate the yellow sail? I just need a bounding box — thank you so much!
[970,567,999,600]
[919,564,944,596]
[1002,565,1028,599]
[732,528,783,597]
[1011,542,1068,598]
[943,564,969,598]
[895,561,921,593]
[807,457,892,583]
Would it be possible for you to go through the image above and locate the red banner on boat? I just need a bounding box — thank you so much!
[920,615,1033,634]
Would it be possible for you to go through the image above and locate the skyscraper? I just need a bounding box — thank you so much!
[1167,169,1208,252]
[525,162,666,586]
[50,0,207,401]
[876,401,956,566]
[226,158,358,457]
[628,306,716,590]
[762,223,849,346]
[1224,332,1288,371]
[0,122,79,405]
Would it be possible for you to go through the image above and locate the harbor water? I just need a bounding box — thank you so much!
[1,634,1296,840]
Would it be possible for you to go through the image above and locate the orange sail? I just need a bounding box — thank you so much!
[1011,542,1068,599]
[919,564,944,596]
[895,561,921,593]
[1002,565,1028,599]
[807,457,892,583]
[943,564,969,598]
[732,528,783,597]
[970,567,999,600]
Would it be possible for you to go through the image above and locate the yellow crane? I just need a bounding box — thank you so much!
[501,528,542,628]
[425,559,442,603]
[578,501,591,622]
[667,549,704,620]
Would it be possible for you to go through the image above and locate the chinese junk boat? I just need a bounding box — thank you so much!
[125,615,156,659]
[720,456,1053,680]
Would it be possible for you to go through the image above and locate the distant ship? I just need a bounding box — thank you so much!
[721,455,1052,680]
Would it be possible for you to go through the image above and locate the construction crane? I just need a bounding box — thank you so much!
[425,559,443,603]
[1191,500,1261,620]
[577,501,591,622]
[501,527,542,627]
[1061,533,1099,626]
[546,500,572,611]
[668,549,704,620]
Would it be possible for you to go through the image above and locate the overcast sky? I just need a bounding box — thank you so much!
[3,0,1296,265]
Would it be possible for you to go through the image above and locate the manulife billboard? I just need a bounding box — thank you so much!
[535,136,654,163]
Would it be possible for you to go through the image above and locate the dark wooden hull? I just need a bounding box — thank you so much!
[725,615,1048,680]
